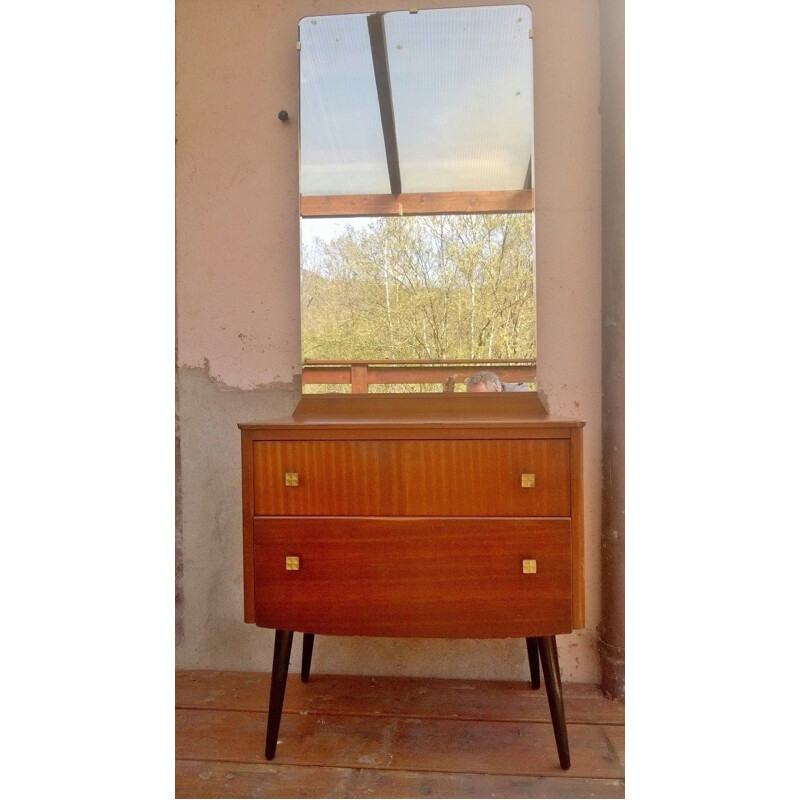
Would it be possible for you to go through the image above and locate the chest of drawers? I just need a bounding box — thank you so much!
[239,392,584,767]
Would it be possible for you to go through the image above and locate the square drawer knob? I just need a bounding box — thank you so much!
[522,559,537,574]
[521,473,536,488]
[285,472,299,487]
[285,556,300,571]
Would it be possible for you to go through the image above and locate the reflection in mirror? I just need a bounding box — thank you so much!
[298,6,535,393]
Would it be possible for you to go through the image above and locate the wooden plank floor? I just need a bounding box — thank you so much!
[176,671,625,798]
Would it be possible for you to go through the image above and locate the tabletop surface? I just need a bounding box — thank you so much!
[239,393,585,430]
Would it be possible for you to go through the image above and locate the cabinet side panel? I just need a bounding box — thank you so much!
[571,426,585,629]
[241,430,255,623]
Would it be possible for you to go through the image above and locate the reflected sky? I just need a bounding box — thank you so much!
[299,5,533,197]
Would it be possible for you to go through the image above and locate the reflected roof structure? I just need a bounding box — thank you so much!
[299,5,533,217]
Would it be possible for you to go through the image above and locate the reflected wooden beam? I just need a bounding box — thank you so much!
[301,190,534,218]
[367,13,402,195]
[301,360,537,390]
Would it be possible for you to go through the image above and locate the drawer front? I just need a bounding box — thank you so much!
[252,517,572,637]
[252,439,571,517]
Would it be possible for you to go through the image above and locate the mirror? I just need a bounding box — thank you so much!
[298,5,535,392]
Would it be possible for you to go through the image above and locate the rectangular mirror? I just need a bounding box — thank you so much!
[298,5,535,393]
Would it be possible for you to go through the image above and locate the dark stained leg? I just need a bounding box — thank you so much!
[538,635,571,769]
[265,629,294,760]
[525,637,540,689]
[301,633,315,683]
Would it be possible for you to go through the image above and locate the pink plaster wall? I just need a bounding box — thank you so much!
[176,0,603,681]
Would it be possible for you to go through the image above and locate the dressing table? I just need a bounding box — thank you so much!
[239,391,584,768]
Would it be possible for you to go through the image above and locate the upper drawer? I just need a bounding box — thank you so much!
[252,439,571,517]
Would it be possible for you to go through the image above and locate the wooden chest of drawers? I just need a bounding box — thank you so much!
[239,392,584,767]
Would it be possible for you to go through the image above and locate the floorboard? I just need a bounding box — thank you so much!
[176,760,626,799]
[176,671,625,725]
[176,671,624,798]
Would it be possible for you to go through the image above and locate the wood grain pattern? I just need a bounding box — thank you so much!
[239,393,585,642]
[175,672,624,798]
[175,708,622,779]
[241,429,255,623]
[571,427,586,629]
[253,517,572,637]
[252,439,571,517]
[176,760,625,799]
[287,392,569,424]
[176,672,626,726]
[246,425,570,441]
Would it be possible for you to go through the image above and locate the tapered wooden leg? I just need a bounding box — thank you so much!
[538,635,570,769]
[301,633,315,683]
[525,637,540,689]
[265,629,294,760]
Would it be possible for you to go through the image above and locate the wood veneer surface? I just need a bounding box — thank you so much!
[240,393,585,633]
[240,392,584,429]
[252,439,571,517]
[253,517,572,637]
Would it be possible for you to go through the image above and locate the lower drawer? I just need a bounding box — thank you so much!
[252,517,572,638]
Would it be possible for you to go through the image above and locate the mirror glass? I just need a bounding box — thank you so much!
[298,5,535,392]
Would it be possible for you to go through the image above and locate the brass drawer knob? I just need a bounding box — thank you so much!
[285,472,299,487]
[521,473,535,488]
[285,556,300,571]
[522,559,537,574]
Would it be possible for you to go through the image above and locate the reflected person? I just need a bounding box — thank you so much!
[464,371,529,393]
